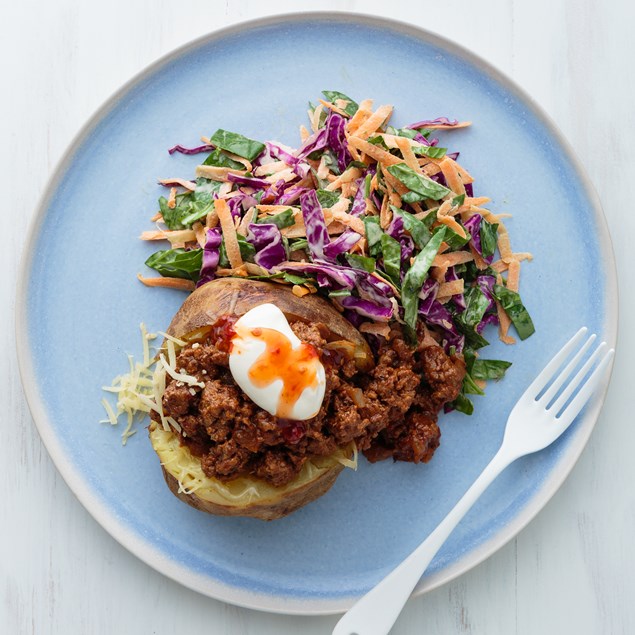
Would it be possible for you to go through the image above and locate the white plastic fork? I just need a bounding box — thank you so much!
[333,327,614,635]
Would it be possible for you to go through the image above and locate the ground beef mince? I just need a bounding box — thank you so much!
[151,319,466,487]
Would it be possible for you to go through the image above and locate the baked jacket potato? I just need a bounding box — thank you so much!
[149,278,372,520]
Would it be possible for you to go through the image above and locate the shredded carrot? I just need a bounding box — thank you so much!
[137,274,195,291]
[348,143,361,162]
[330,199,352,215]
[167,187,177,209]
[243,263,268,276]
[437,279,465,299]
[379,194,391,229]
[507,259,520,292]
[316,155,330,180]
[346,99,374,134]
[430,266,447,283]
[351,236,367,255]
[299,124,310,142]
[158,178,196,191]
[496,299,516,344]
[281,208,344,239]
[432,251,474,268]
[332,210,365,235]
[256,205,296,214]
[216,266,248,277]
[394,136,421,172]
[140,229,197,244]
[325,167,362,192]
[341,180,356,198]
[436,200,454,217]
[352,105,393,140]
[439,158,465,195]
[237,207,256,236]
[264,167,296,184]
[364,197,378,216]
[384,178,401,208]
[216,199,243,269]
[195,165,245,181]
[419,159,442,176]
[282,221,309,239]
[318,99,349,118]
[292,285,311,298]
[469,243,489,270]
[382,168,409,196]
[468,205,507,225]
[205,208,219,229]
[347,136,402,167]
[223,152,252,172]
[310,103,324,133]
[497,224,513,261]
[437,215,467,238]
[457,196,491,212]
[193,222,206,248]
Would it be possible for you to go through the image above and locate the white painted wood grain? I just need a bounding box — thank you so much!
[2,0,634,633]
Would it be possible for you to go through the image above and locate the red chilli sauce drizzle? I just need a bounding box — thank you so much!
[230,323,321,420]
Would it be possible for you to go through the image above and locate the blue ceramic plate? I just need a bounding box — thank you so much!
[17,13,617,615]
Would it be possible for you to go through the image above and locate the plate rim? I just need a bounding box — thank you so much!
[15,10,618,616]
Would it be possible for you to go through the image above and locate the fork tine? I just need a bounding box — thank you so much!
[549,341,607,414]
[538,333,597,406]
[553,347,614,430]
[524,327,588,398]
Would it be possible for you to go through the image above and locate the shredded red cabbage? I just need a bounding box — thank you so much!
[227,173,272,189]
[275,261,356,289]
[463,213,483,256]
[196,227,222,287]
[322,230,362,261]
[266,141,298,165]
[247,223,286,270]
[349,175,369,216]
[300,190,330,260]
[407,117,459,129]
[168,143,215,155]
[325,111,351,172]
[296,128,328,159]
[338,295,393,322]
[277,186,307,205]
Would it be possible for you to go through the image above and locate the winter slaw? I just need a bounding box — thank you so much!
[138,91,535,413]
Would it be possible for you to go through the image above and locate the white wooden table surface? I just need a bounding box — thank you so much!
[2,1,633,633]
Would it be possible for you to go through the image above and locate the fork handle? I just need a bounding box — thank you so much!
[332,446,517,635]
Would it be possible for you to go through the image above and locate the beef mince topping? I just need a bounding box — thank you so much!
[152,318,466,487]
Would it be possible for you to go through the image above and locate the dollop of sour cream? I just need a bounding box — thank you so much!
[228,304,326,420]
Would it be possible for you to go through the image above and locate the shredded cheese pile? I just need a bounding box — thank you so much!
[101,324,198,444]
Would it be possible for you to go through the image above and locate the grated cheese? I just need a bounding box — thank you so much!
[159,354,204,388]
[101,323,205,444]
[100,398,118,426]
[167,339,177,369]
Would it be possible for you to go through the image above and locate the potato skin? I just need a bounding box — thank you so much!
[152,278,367,520]
[167,278,372,367]
[159,458,344,521]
